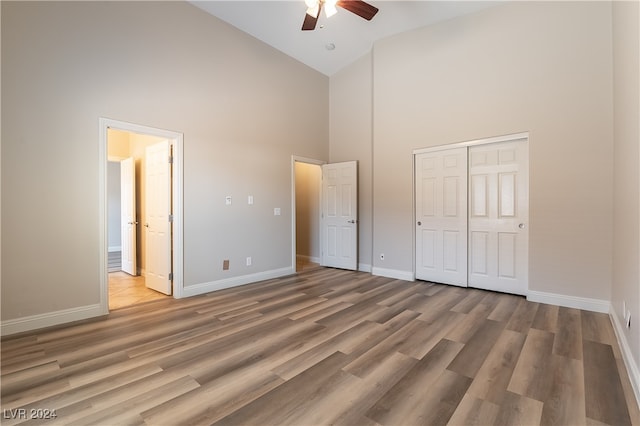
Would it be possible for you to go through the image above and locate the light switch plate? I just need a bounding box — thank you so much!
[274,208,281,216]
[225,196,232,206]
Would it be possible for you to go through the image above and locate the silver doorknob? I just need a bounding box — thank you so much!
[417,221,422,226]
[144,223,150,228]
[518,223,526,229]
[348,219,356,224]
[128,221,138,225]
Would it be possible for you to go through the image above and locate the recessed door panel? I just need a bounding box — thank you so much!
[422,178,436,217]
[422,229,437,269]
[327,226,337,257]
[327,185,337,217]
[471,175,488,217]
[341,184,353,217]
[499,173,516,217]
[443,231,459,272]
[498,232,517,278]
[470,231,489,276]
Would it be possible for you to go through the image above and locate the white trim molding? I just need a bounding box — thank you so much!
[412,131,529,155]
[610,306,640,408]
[358,263,372,273]
[1,304,104,337]
[527,290,610,313]
[182,267,295,298]
[372,267,415,282]
[296,255,321,265]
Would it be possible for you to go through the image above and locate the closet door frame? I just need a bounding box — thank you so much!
[413,132,529,294]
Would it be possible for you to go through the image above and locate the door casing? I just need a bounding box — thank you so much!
[99,118,184,314]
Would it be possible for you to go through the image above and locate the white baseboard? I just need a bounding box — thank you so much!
[526,290,610,313]
[108,246,122,252]
[296,255,320,264]
[182,267,295,298]
[358,263,372,273]
[371,267,414,282]
[610,306,640,409]
[1,303,106,337]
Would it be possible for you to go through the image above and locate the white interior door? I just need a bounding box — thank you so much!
[468,140,528,295]
[120,157,137,276]
[321,161,358,270]
[415,148,468,286]
[145,140,172,295]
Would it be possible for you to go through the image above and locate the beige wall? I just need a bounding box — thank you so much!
[295,162,321,261]
[1,1,328,321]
[329,52,373,270]
[612,0,640,374]
[370,1,614,300]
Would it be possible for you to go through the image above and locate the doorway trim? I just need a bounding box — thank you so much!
[291,156,325,271]
[99,117,184,313]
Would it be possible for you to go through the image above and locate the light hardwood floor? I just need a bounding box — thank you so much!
[2,268,639,425]
[109,272,168,310]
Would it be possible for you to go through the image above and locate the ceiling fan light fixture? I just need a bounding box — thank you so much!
[324,0,338,17]
[306,4,320,18]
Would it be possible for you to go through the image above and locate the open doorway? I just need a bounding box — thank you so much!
[99,118,184,313]
[292,157,323,272]
[107,129,170,309]
[291,156,360,273]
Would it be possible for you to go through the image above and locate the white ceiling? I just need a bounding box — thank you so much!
[190,1,498,76]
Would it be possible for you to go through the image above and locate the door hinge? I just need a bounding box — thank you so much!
[168,156,174,164]
[169,272,173,281]
[169,214,174,222]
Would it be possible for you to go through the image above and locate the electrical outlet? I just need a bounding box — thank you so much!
[223,259,229,270]
[380,253,385,260]
[274,207,281,216]
[246,257,252,266]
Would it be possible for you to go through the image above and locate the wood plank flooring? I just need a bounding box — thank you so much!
[2,268,639,425]
[109,272,168,310]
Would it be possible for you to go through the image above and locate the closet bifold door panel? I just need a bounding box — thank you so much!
[415,147,468,286]
[467,140,529,295]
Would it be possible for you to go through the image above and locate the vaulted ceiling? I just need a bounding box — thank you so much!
[191,1,498,75]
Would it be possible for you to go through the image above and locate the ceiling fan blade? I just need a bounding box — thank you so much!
[302,4,322,31]
[336,0,379,21]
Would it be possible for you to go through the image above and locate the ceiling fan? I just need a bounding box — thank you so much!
[302,0,379,31]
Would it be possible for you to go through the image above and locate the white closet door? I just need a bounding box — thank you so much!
[468,140,528,295]
[415,148,468,286]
